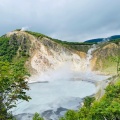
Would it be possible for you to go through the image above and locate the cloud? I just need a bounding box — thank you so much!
[1,0,120,41]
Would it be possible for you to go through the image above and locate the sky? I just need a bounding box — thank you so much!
[1,0,120,42]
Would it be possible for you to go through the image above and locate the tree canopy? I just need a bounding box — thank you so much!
[0,36,31,119]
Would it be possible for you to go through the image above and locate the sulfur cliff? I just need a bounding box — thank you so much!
[6,30,89,76]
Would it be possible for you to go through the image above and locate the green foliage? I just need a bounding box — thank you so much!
[83,96,95,108]
[32,113,44,120]
[25,31,50,39]
[110,56,120,75]
[51,39,94,46]
[60,110,79,120]
[60,79,120,120]
[0,36,18,62]
[110,38,120,45]
[0,36,31,119]
[0,34,30,62]
[94,42,120,74]
[0,60,31,119]
[15,29,21,31]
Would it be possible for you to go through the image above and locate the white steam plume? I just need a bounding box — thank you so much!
[20,26,30,31]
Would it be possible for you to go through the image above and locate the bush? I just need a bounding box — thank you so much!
[32,113,44,120]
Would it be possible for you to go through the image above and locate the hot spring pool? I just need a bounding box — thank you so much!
[13,72,109,120]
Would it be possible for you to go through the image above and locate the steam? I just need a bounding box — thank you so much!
[29,62,74,83]
[20,26,30,31]
[102,38,110,42]
[28,45,97,83]
[85,44,96,71]
[13,62,109,119]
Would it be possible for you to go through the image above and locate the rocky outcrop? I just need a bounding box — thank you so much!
[91,42,120,74]
[7,31,87,75]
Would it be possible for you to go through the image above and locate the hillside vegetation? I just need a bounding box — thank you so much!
[91,40,120,75]
[0,35,31,119]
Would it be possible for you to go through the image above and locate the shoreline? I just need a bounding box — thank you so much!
[95,75,118,100]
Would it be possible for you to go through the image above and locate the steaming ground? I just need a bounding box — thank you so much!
[13,45,110,120]
[12,64,109,120]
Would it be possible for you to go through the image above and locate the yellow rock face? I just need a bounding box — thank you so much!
[91,42,120,74]
[76,51,86,59]
[7,31,87,75]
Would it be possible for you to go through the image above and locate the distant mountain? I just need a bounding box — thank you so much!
[84,38,103,43]
[109,35,120,40]
[84,35,120,43]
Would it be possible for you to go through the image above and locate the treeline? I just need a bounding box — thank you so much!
[110,38,120,45]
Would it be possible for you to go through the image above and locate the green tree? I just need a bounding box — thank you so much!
[32,113,44,120]
[0,36,31,119]
[83,96,95,108]
[0,61,31,119]
[111,56,120,75]
[60,110,79,120]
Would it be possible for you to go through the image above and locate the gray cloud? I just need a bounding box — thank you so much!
[1,0,120,41]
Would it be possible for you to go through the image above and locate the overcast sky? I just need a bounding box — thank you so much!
[1,0,120,42]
